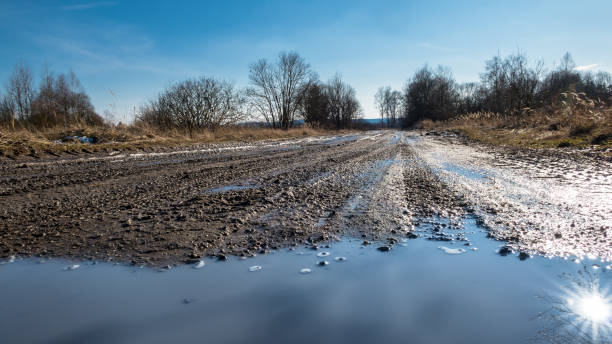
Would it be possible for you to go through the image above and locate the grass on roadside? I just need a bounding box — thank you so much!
[0,124,332,159]
[423,92,612,150]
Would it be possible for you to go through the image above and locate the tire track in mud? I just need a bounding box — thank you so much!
[0,132,418,265]
[2,130,608,265]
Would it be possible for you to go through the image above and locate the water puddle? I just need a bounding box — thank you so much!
[1,217,610,344]
[440,162,488,180]
[205,183,257,194]
[320,135,364,145]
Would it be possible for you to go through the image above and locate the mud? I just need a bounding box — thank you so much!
[0,131,609,265]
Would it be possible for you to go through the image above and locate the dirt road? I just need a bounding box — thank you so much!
[1,131,610,265]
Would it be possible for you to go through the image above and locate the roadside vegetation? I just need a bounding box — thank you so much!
[377,52,612,148]
[3,50,611,159]
[0,52,362,158]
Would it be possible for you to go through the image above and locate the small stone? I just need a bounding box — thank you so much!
[334,257,347,262]
[217,254,228,261]
[317,261,329,266]
[498,246,513,256]
[518,252,530,261]
[377,246,391,252]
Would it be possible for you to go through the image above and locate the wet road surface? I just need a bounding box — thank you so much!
[1,130,611,343]
[1,130,609,265]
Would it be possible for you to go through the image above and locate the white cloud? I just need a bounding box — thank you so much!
[574,63,600,71]
[61,2,116,11]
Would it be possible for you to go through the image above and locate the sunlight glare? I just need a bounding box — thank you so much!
[568,292,611,324]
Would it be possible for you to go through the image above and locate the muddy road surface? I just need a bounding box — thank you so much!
[1,131,610,265]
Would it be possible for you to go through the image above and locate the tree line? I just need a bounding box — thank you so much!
[138,51,362,133]
[0,63,102,129]
[1,52,362,133]
[377,52,612,127]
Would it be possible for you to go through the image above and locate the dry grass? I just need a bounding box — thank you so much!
[425,93,612,150]
[0,124,335,159]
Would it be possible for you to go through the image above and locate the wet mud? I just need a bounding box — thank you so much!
[0,131,609,266]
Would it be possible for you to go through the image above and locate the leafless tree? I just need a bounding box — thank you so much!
[28,68,101,128]
[375,87,402,127]
[36,65,57,126]
[0,92,13,127]
[402,65,458,125]
[138,77,246,137]
[480,52,542,113]
[325,74,361,129]
[299,82,329,126]
[247,52,314,129]
[4,63,34,129]
[375,87,387,128]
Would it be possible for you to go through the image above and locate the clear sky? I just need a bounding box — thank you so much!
[0,0,610,120]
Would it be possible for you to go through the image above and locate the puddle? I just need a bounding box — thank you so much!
[320,135,364,145]
[206,183,257,194]
[1,218,610,344]
[441,162,488,180]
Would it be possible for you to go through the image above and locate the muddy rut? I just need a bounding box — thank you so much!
[0,131,609,265]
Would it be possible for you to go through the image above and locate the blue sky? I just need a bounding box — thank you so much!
[0,0,610,120]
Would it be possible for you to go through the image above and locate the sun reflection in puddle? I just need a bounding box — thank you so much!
[563,286,612,344]
[542,267,612,343]
[567,292,611,325]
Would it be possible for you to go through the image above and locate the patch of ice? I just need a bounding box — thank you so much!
[248,266,262,272]
[317,252,331,257]
[300,268,312,274]
[193,261,205,269]
[64,264,80,271]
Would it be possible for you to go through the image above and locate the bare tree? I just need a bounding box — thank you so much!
[402,65,458,125]
[36,64,57,126]
[0,92,12,127]
[4,62,34,129]
[375,87,402,128]
[247,52,314,129]
[325,74,361,129]
[138,77,245,137]
[300,82,329,126]
[374,87,388,128]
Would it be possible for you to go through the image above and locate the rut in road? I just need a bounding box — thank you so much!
[1,130,609,265]
[0,132,431,265]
